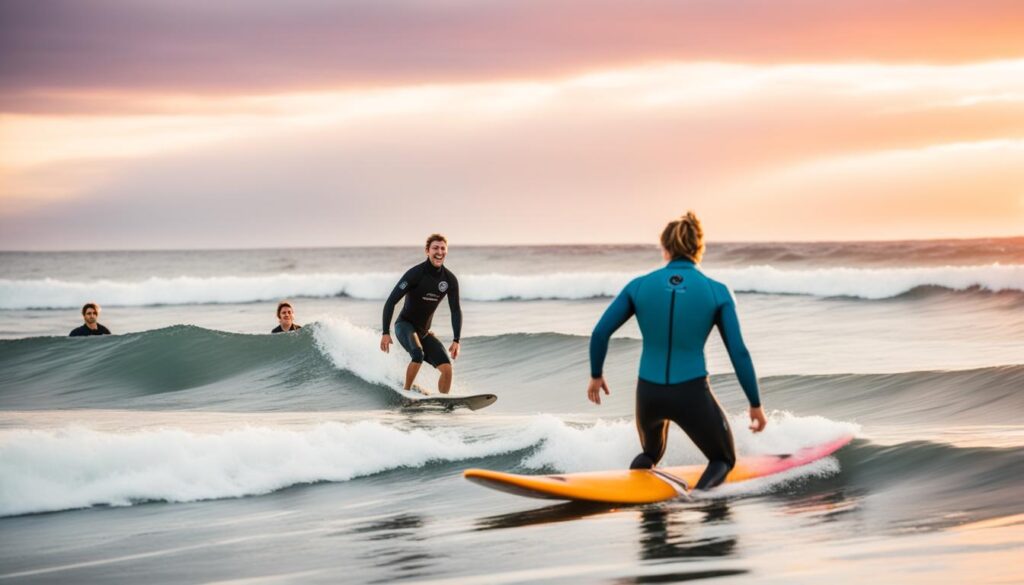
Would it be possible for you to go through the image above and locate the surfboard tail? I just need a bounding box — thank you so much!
[465,471,572,500]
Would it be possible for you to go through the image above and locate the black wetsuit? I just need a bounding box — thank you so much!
[69,324,111,337]
[633,377,736,490]
[271,324,302,334]
[382,260,462,367]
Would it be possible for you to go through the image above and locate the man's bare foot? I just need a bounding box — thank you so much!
[409,384,430,396]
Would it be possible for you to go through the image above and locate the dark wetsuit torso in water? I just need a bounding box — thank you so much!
[69,324,111,337]
[382,260,462,367]
[590,259,761,490]
[271,324,302,333]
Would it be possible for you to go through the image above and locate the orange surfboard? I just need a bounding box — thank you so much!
[464,435,853,504]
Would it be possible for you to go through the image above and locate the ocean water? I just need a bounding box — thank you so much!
[0,239,1022,584]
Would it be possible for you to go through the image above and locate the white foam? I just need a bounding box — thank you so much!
[2,264,1018,308]
[0,412,858,516]
[520,410,859,473]
[0,273,398,310]
[690,457,842,500]
[309,317,471,396]
[311,317,408,389]
[0,419,551,517]
[730,411,860,456]
[718,263,1024,300]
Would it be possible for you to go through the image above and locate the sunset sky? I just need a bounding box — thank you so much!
[2,0,1023,249]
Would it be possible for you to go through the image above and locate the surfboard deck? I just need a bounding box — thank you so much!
[464,434,853,503]
[402,393,497,411]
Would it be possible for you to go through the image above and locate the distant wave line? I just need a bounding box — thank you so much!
[0,264,1021,309]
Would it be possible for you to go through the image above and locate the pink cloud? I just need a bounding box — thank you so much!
[3,0,1024,113]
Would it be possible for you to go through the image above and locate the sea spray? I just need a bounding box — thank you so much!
[522,411,860,473]
[312,317,408,388]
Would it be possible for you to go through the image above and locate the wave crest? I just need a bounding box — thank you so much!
[0,413,856,516]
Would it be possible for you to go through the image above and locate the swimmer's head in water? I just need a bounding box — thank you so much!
[277,301,295,327]
[425,233,448,267]
[661,211,705,264]
[81,302,100,325]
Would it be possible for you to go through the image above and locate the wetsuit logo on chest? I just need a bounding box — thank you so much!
[669,275,684,286]
[438,281,448,293]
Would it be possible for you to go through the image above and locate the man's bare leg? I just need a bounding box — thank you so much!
[405,362,422,391]
[438,364,453,394]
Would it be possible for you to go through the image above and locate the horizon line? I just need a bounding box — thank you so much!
[3,234,1022,255]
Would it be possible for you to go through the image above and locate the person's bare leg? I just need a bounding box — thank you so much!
[405,362,422,391]
[437,364,453,394]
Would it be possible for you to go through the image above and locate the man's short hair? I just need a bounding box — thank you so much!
[276,301,293,318]
[81,302,99,316]
[425,233,448,249]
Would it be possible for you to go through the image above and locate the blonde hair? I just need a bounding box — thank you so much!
[660,211,705,263]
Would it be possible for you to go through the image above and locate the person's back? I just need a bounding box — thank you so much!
[587,211,765,491]
[605,261,757,404]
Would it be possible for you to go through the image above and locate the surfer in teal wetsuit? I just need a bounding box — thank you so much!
[587,211,767,491]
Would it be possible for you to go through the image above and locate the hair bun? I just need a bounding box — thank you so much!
[660,210,705,263]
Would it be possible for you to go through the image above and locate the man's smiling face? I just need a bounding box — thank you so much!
[426,241,447,267]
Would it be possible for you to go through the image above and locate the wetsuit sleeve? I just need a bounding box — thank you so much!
[589,280,637,378]
[448,274,462,342]
[714,288,762,408]
[382,266,420,335]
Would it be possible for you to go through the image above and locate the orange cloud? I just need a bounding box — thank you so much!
[2,59,1022,248]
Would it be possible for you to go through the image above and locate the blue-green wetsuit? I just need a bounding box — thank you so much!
[590,259,761,489]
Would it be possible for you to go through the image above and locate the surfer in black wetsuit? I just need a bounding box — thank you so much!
[380,234,462,394]
[271,301,302,333]
[69,302,112,337]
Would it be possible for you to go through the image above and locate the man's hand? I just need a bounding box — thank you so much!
[587,377,610,405]
[380,334,392,353]
[749,406,767,433]
[449,341,460,360]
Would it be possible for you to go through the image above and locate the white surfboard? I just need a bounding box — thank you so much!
[400,392,497,411]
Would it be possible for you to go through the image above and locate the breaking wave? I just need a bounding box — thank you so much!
[0,264,1020,308]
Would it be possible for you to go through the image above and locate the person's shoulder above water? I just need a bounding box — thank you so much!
[69,323,111,337]
[271,324,302,334]
[71,301,111,336]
